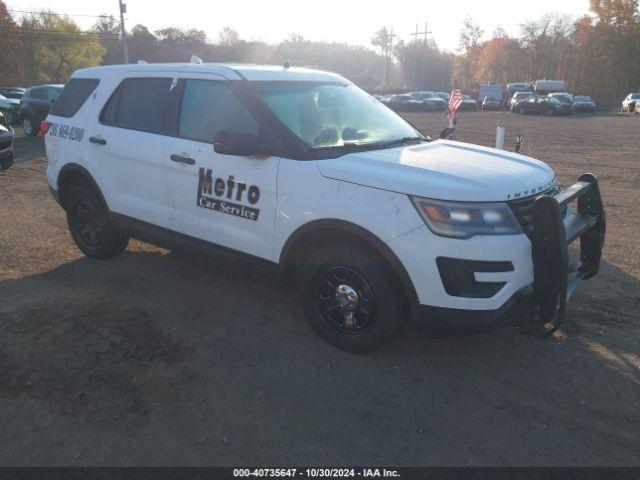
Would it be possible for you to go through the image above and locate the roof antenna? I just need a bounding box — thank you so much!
[283,61,290,69]
[191,55,203,64]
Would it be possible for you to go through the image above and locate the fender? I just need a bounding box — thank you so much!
[57,163,109,210]
[280,219,418,304]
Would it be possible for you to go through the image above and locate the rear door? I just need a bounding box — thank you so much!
[163,74,280,260]
[84,73,178,229]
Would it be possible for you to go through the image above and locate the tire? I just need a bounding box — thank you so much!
[22,116,39,137]
[300,244,406,352]
[517,106,526,114]
[66,185,129,259]
[545,108,554,116]
[3,109,15,125]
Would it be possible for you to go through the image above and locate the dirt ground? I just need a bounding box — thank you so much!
[0,111,638,466]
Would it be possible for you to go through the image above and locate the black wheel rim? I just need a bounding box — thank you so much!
[313,266,377,336]
[23,118,31,134]
[74,201,101,247]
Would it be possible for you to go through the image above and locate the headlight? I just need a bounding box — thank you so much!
[410,197,522,239]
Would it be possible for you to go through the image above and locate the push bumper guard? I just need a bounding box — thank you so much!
[529,173,605,335]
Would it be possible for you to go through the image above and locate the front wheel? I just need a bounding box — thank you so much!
[22,116,39,137]
[517,107,526,114]
[3,109,15,125]
[300,245,406,352]
[545,108,554,116]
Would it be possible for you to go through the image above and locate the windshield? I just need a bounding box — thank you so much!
[254,82,422,149]
[631,94,640,99]
[463,95,472,100]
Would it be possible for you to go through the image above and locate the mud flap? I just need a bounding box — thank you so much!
[527,173,606,336]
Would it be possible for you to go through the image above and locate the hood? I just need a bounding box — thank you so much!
[0,98,19,107]
[316,140,556,202]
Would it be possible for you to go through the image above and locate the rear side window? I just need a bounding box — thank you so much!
[50,79,99,118]
[178,80,259,143]
[101,77,172,134]
[30,88,47,100]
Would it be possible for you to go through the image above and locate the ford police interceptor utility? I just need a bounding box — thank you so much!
[43,63,605,352]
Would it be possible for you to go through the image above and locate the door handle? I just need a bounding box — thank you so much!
[89,136,106,145]
[170,154,196,165]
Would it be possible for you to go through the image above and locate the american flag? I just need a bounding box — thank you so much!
[448,89,463,116]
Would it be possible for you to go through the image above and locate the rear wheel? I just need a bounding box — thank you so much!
[66,186,129,259]
[22,116,39,137]
[517,106,526,114]
[545,108,554,116]
[300,245,406,352]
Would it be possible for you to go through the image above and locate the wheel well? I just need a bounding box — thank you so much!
[280,221,418,306]
[57,165,106,211]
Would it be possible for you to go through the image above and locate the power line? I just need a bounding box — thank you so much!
[6,9,115,19]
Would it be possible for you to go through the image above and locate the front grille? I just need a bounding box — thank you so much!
[0,140,11,151]
[507,184,561,237]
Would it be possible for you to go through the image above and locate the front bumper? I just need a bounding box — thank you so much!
[401,174,605,336]
[0,133,13,170]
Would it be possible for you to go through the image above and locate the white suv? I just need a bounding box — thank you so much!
[44,63,606,351]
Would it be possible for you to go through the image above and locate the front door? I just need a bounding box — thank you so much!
[163,74,280,261]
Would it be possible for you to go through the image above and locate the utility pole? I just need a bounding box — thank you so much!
[410,23,430,88]
[422,23,431,89]
[119,0,129,64]
[383,27,396,87]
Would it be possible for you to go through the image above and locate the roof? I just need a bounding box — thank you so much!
[73,63,348,83]
[26,84,64,90]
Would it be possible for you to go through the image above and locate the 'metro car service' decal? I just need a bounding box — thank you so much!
[47,123,84,142]
[197,168,261,221]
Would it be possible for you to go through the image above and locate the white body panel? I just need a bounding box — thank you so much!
[44,62,558,315]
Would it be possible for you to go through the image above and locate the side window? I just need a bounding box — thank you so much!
[50,79,99,118]
[31,88,47,100]
[101,77,172,134]
[178,80,259,143]
[48,88,61,102]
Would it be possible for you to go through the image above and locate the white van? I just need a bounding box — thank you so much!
[43,63,606,351]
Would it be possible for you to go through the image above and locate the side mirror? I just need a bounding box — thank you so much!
[213,129,273,157]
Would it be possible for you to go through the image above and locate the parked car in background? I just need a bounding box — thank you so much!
[533,79,566,95]
[386,94,423,112]
[434,91,450,102]
[0,111,14,171]
[409,91,447,111]
[513,95,572,115]
[510,91,534,110]
[0,94,21,125]
[621,92,640,112]
[372,94,387,102]
[548,92,574,107]
[572,95,596,113]
[460,95,478,111]
[0,87,26,100]
[481,96,501,111]
[478,84,504,107]
[507,82,531,101]
[19,84,64,136]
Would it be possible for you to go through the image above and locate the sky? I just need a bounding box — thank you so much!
[7,0,591,52]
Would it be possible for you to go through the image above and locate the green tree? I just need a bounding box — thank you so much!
[0,1,27,83]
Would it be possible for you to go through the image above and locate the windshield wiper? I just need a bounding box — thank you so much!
[309,141,384,152]
[375,136,427,148]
